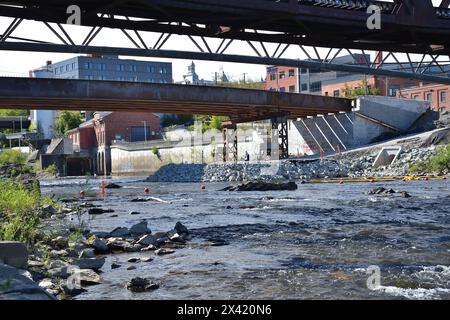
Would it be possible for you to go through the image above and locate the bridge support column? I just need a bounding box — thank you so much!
[271,116,289,160]
[223,124,238,163]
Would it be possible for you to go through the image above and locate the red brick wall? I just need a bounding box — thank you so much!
[94,112,161,147]
[398,84,450,111]
[79,126,96,149]
[265,66,299,93]
[68,126,95,150]
[321,76,422,97]
[322,78,377,97]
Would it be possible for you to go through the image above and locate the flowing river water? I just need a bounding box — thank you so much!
[40,178,450,300]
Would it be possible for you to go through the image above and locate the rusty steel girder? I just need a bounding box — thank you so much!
[0,0,449,54]
[0,77,354,119]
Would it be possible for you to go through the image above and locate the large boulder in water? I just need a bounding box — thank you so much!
[222,181,298,192]
[130,221,151,236]
[104,183,122,189]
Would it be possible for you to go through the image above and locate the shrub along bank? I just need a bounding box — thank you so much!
[409,143,450,175]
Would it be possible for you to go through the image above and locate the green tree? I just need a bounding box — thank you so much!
[341,80,380,98]
[0,109,29,117]
[209,115,228,130]
[161,114,195,128]
[216,79,265,90]
[53,111,83,135]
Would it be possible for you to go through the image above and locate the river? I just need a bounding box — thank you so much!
[40,178,450,300]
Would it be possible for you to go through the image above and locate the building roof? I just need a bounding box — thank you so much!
[79,119,95,128]
[66,118,95,134]
[398,83,450,93]
[93,111,113,120]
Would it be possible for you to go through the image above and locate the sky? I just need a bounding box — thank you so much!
[0,0,445,81]
[0,18,268,82]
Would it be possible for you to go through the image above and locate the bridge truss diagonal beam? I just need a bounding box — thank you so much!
[0,0,449,84]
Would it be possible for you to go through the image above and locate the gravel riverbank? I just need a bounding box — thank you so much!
[146,145,442,183]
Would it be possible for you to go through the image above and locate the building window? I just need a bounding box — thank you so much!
[413,95,420,100]
[389,85,400,97]
[117,64,125,72]
[426,93,432,101]
[131,126,151,142]
[300,68,308,74]
[288,69,295,77]
[324,92,329,96]
[60,66,64,73]
[279,87,286,92]
[72,62,76,70]
[147,66,155,73]
[130,65,137,72]
[279,72,286,80]
[310,81,322,92]
[84,62,90,69]
[440,91,447,102]
[66,65,70,72]
[301,83,308,92]
[333,90,340,97]
[289,85,296,93]
[270,73,277,81]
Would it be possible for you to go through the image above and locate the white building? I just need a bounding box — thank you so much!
[29,61,57,140]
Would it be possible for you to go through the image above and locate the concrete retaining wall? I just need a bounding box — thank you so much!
[111,96,431,175]
[356,96,429,131]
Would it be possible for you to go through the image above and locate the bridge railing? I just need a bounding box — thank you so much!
[264,0,395,13]
[266,0,450,17]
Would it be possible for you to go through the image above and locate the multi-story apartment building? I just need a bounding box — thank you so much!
[31,54,172,83]
[29,55,173,139]
[398,83,449,112]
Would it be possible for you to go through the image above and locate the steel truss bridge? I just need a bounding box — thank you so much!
[0,0,449,84]
[0,0,449,160]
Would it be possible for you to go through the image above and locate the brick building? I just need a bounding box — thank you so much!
[67,123,96,153]
[321,76,421,98]
[397,83,449,112]
[265,53,449,98]
[68,112,161,175]
[265,66,299,93]
[94,112,161,175]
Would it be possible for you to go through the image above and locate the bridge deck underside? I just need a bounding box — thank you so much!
[1,0,449,54]
[0,78,353,122]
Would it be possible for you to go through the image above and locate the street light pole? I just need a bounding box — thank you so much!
[142,121,147,142]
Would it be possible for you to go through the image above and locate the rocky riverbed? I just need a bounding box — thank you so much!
[146,145,442,183]
[24,206,193,299]
[2,175,449,300]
